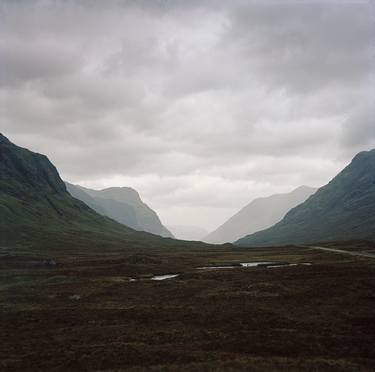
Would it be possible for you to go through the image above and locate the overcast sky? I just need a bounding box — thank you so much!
[1,0,374,230]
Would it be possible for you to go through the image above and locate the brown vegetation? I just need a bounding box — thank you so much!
[1,242,375,371]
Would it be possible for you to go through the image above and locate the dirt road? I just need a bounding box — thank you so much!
[304,245,375,259]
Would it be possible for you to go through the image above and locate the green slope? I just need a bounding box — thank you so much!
[236,149,375,247]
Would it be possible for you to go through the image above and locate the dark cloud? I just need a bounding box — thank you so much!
[1,0,374,229]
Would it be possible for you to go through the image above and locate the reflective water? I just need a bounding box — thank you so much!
[197,262,312,270]
[130,274,180,281]
[151,274,179,281]
[267,263,312,268]
[197,262,273,269]
[196,266,237,270]
[240,262,274,267]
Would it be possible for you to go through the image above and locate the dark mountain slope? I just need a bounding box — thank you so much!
[0,134,163,248]
[236,149,375,247]
[0,133,66,195]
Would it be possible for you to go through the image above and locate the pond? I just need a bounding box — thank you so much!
[151,274,180,281]
[129,274,180,281]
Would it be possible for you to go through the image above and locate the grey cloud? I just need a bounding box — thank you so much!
[231,3,373,93]
[1,0,373,229]
[0,40,83,88]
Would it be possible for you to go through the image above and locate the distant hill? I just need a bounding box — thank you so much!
[236,150,375,247]
[204,186,317,244]
[167,225,208,241]
[66,183,173,238]
[0,133,162,248]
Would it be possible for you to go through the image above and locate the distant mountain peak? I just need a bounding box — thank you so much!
[292,185,316,192]
[99,186,142,202]
[66,182,173,238]
[204,186,317,244]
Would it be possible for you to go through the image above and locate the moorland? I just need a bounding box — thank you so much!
[2,239,375,371]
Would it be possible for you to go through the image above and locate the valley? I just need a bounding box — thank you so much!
[2,2,374,371]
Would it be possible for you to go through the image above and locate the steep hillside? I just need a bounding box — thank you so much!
[65,182,139,230]
[0,134,159,248]
[236,150,375,246]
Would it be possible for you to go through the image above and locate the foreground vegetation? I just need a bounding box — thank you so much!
[1,240,375,371]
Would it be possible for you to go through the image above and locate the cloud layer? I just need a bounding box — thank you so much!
[1,0,374,230]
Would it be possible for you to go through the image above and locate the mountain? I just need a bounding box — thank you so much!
[204,186,317,244]
[65,183,173,238]
[167,225,208,241]
[0,133,158,247]
[64,181,107,215]
[236,149,375,247]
